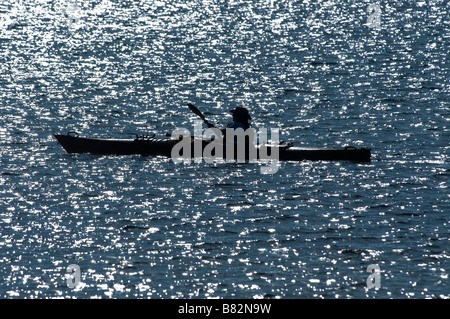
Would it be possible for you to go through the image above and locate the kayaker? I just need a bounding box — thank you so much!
[219,107,253,151]
[222,107,252,134]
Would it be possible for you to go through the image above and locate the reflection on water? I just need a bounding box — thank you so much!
[0,0,449,298]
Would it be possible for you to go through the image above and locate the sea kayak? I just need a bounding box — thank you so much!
[54,133,371,162]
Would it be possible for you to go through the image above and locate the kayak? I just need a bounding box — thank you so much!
[54,132,371,162]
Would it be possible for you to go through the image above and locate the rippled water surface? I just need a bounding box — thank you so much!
[0,0,449,298]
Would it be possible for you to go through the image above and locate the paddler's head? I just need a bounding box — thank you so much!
[230,107,251,123]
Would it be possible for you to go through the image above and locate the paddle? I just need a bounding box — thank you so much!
[187,103,216,128]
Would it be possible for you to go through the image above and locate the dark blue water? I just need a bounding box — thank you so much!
[0,0,448,298]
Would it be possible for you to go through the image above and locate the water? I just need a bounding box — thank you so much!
[0,0,448,299]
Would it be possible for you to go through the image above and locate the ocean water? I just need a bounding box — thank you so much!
[0,0,448,299]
